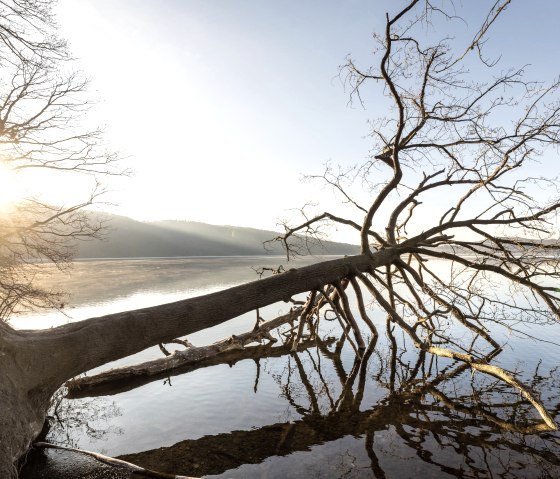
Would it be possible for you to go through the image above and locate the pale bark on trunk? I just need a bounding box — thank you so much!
[0,252,397,475]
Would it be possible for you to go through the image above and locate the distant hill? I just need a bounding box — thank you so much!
[74,214,360,258]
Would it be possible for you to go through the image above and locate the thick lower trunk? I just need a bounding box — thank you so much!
[0,252,397,474]
[0,349,53,477]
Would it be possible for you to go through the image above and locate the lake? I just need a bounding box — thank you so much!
[16,256,560,478]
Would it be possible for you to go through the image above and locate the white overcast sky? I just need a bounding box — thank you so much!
[44,0,560,239]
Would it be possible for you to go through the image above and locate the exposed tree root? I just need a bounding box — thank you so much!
[33,442,199,478]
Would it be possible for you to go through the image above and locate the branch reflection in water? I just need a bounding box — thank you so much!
[32,326,560,479]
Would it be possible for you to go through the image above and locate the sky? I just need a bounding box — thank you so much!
[7,0,560,241]
[52,0,383,234]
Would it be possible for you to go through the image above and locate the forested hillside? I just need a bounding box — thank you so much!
[74,215,359,258]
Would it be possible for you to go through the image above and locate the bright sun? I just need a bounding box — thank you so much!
[0,163,26,211]
[0,160,100,214]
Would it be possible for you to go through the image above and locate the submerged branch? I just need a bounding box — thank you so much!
[66,308,301,394]
[427,345,558,430]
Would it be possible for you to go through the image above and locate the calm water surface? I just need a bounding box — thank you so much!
[16,256,560,478]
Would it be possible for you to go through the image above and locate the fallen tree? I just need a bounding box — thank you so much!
[1,253,395,474]
[3,1,560,477]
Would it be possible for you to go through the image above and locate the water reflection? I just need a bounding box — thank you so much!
[47,391,124,450]
[9,256,305,329]
[69,336,560,478]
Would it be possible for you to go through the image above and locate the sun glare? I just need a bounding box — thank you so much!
[0,159,101,216]
[0,163,26,212]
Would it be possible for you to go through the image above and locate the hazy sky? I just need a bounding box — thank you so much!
[25,0,559,238]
